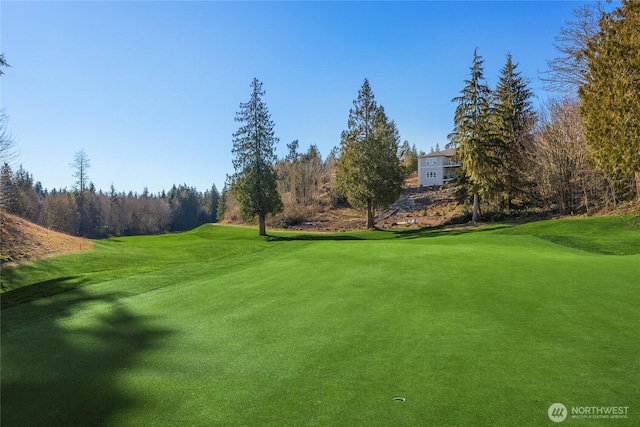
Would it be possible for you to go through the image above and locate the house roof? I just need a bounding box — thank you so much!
[421,148,456,158]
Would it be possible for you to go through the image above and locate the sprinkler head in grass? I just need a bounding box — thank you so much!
[392,396,405,402]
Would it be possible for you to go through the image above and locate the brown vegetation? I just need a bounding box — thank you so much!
[220,182,469,232]
[0,211,93,264]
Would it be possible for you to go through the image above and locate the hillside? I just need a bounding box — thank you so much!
[268,184,468,232]
[0,211,93,264]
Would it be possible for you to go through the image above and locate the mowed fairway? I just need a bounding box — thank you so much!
[2,216,639,426]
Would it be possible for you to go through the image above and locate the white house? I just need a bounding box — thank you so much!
[418,148,460,187]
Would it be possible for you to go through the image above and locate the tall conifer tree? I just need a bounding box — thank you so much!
[493,54,535,208]
[448,49,497,222]
[579,0,640,200]
[337,79,404,228]
[231,78,283,235]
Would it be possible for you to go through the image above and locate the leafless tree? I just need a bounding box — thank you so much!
[532,98,608,213]
[0,54,9,76]
[540,3,605,94]
[0,54,15,166]
[71,150,91,193]
[42,192,78,234]
[0,112,15,167]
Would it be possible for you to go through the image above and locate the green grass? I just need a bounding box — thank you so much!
[2,216,639,426]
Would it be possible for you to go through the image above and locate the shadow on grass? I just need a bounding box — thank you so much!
[1,275,89,309]
[384,223,513,240]
[0,257,77,294]
[1,284,174,426]
[265,223,512,242]
[265,234,364,242]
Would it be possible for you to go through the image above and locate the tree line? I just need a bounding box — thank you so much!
[448,49,612,221]
[0,54,222,238]
[449,0,638,221]
[1,1,637,236]
[0,158,220,237]
[221,77,413,234]
[224,0,638,234]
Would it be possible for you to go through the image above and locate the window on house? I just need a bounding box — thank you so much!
[425,171,437,179]
[425,157,437,165]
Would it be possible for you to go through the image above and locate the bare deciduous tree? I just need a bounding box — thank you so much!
[532,98,608,213]
[0,112,15,167]
[0,55,15,167]
[71,150,91,193]
[540,3,605,94]
[0,54,9,76]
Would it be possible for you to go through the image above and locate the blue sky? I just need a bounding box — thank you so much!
[2,1,598,194]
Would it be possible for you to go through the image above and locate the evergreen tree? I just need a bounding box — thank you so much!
[217,175,230,222]
[231,78,283,235]
[286,139,299,162]
[337,79,405,228]
[284,139,301,204]
[0,162,14,211]
[108,184,123,236]
[448,49,497,222]
[167,184,200,231]
[579,0,640,200]
[493,54,536,209]
[399,141,418,176]
[409,144,418,174]
[207,184,220,223]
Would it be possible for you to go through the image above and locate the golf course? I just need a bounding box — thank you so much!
[2,215,639,426]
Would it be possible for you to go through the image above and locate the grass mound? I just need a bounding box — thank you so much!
[2,217,638,426]
[0,211,93,264]
[0,224,269,305]
[495,215,640,255]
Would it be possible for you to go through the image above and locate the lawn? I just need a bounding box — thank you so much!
[2,216,639,426]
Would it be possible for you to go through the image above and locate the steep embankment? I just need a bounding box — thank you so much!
[0,211,93,264]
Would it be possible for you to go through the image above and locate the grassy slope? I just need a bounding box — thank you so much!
[1,217,639,426]
[0,211,93,264]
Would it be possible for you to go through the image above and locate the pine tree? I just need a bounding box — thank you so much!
[207,184,220,223]
[409,144,418,173]
[448,49,498,222]
[0,162,14,211]
[231,78,283,235]
[579,0,640,200]
[399,141,419,175]
[493,54,535,209]
[337,79,405,228]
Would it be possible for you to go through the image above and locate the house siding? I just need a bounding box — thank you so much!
[418,149,459,187]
